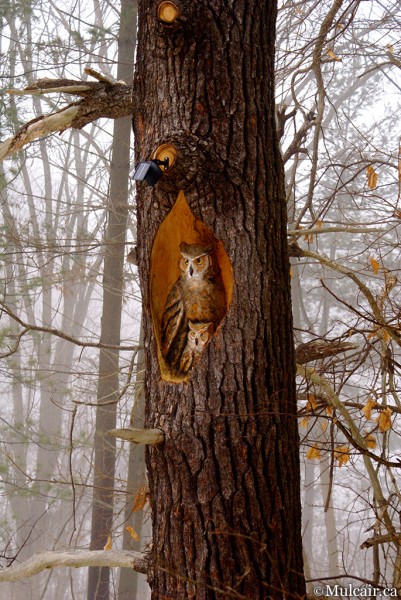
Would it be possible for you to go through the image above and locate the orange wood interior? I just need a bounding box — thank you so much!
[150,190,233,382]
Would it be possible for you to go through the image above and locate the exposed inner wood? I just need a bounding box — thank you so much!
[150,190,233,382]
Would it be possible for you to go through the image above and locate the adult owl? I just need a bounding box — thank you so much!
[179,321,214,375]
[161,241,227,374]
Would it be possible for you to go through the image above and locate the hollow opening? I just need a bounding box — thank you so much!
[150,191,233,382]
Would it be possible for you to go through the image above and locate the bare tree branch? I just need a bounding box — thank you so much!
[0,550,148,582]
[294,247,401,348]
[295,340,359,364]
[288,226,384,237]
[0,300,139,351]
[0,74,133,161]
[295,0,346,226]
[361,533,401,550]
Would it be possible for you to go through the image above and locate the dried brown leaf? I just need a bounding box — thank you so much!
[367,166,378,190]
[103,535,112,550]
[362,398,376,421]
[132,485,147,513]
[306,444,321,460]
[327,49,342,61]
[377,407,392,432]
[334,445,350,467]
[306,394,318,411]
[365,433,377,449]
[381,329,391,343]
[126,526,139,541]
[369,257,380,275]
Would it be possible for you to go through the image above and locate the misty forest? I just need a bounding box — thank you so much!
[0,0,400,599]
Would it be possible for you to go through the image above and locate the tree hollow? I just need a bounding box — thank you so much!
[150,190,233,382]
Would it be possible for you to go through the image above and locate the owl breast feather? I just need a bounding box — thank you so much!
[179,276,226,325]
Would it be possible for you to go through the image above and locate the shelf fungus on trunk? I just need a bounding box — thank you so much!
[150,190,233,382]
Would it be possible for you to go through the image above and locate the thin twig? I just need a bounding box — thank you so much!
[0,301,138,351]
[69,406,78,545]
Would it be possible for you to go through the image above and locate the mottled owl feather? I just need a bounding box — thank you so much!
[178,242,226,325]
[160,282,185,357]
[179,341,193,375]
[161,241,227,375]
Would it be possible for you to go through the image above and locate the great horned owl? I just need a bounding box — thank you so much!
[179,320,214,375]
[161,242,226,375]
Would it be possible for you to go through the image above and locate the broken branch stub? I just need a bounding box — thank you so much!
[107,427,165,445]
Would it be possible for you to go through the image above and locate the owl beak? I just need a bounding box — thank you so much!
[189,266,193,276]
[195,338,198,345]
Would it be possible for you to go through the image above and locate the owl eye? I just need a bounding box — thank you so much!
[200,334,207,342]
[184,259,189,265]
[196,257,203,264]
[189,332,196,338]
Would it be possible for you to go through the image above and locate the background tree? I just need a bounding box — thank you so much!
[276,0,401,592]
[0,1,143,598]
[87,1,137,598]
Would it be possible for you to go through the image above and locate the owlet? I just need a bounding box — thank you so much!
[179,320,214,375]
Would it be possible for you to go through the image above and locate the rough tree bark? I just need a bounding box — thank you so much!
[133,1,305,599]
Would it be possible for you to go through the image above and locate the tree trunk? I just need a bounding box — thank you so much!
[133,1,305,598]
[87,1,136,598]
[118,322,151,600]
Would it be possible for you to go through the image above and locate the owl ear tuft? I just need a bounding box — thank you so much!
[203,244,214,255]
[179,242,214,256]
[179,242,190,255]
